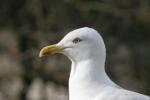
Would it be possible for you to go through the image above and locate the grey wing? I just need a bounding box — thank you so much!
[95,88,150,100]
[116,90,150,100]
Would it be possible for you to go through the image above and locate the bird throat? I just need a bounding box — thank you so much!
[68,59,114,100]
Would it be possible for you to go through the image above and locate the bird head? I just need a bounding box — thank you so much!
[39,27,106,62]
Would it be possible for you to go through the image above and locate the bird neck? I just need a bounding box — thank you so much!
[69,58,116,100]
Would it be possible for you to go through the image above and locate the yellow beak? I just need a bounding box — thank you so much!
[39,44,64,57]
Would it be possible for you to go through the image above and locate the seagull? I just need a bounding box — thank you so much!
[39,27,150,100]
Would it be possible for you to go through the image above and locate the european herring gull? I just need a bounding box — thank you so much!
[39,27,150,100]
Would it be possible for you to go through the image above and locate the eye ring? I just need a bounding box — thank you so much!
[72,37,82,44]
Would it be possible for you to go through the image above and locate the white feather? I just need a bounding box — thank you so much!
[56,27,150,100]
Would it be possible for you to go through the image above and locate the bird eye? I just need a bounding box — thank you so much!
[72,37,82,44]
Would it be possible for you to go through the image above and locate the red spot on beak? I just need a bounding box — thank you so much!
[43,51,52,56]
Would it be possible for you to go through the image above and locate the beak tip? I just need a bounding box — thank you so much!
[39,52,43,57]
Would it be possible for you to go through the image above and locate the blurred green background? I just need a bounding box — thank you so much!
[0,0,150,100]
